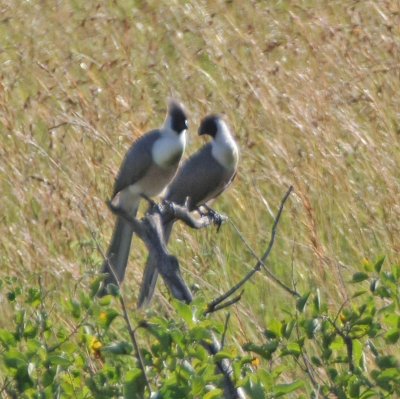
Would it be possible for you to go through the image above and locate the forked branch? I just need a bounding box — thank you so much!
[106,200,223,303]
[206,186,295,314]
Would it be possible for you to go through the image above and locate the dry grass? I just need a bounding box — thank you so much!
[1,0,399,344]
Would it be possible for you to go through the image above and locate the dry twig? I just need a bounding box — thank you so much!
[206,186,295,314]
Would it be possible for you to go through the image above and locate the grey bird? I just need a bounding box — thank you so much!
[138,114,239,307]
[100,100,188,294]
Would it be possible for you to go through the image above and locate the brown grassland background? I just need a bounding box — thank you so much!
[1,0,399,350]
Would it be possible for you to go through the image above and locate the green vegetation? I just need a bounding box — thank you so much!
[0,0,399,397]
[1,259,400,397]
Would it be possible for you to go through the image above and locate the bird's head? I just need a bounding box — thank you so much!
[198,114,222,138]
[167,99,188,134]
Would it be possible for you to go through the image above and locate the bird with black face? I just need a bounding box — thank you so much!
[138,114,239,307]
[99,99,188,295]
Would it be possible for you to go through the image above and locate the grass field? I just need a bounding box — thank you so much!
[1,0,399,392]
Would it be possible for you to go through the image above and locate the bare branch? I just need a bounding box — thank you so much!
[118,292,154,392]
[78,202,152,394]
[207,291,244,314]
[221,313,231,349]
[327,317,354,373]
[107,203,193,303]
[47,311,90,353]
[229,220,300,297]
[102,259,153,394]
[204,332,243,399]
[138,322,242,398]
[161,201,228,229]
[207,186,295,314]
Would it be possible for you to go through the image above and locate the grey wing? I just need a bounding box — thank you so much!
[166,144,232,210]
[210,169,237,202]
[113,130,161,196]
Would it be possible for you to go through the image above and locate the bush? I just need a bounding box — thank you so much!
[0,257,399,398]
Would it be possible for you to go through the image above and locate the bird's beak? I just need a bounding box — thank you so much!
[198,125,206,136]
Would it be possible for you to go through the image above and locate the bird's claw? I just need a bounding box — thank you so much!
[161,199,175,216]
[199,204,226,232]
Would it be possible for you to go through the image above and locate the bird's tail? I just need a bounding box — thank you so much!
[99,208,137,296]
[137,220,174,307]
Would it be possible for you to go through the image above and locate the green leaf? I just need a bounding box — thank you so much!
[4,348,27,369]
[15,365,33,391]
[47,354,72,368]
[376,355,399,370]
[360,391,379,399]
[7,291,17,302]
[243,378,265,399]
[313,289,321,313]
[214,350,236,361]
[265,319,282,338]
[375,285,391,298]
[281,342,301,357]
[203,389,223,399]
[327,367,338,380]
[384,329,400,344]
[348,379,360,398]
[377,303,395,316]
[124,369,145,399]
[302,318,320,339]
[311,356,322,367]
[69,299,81,319]
[0,329,16,348]
[264,329,278,339]
[26,288,41,306]
[282,320,296,339]
[103,341,133,355]
[98,295,113,306]
[243,341,278,360]
[98,308,119,329]
[190,325,211,341]
[353,316,373,326]
[274,380,304,396]
[352,290,367,298]
[376,368,400,381]
[106,283,120,297]
[374,256,385,274]
[23,323,38,339]
[296,292,310,312]
[330,338,345,351]
[145,326,172,350]
[351,272,369,283]
[352,339,363,367]
[174,301,194,326]
[392,264,400,280]
[90,276,104,297]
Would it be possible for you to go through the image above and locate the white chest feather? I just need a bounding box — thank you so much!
[211,122,239,170]
[152,129,187,167]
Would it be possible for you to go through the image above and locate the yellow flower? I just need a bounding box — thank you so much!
[99,311,107,321]
[251,357,261,368]
[90,337,103,352]
[362,258,370,266]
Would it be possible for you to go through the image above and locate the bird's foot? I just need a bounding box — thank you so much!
[200,204,227,232]
[160,199,176,216]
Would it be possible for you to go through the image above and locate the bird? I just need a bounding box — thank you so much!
[99,99,188,294]
[138,114,239,307]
